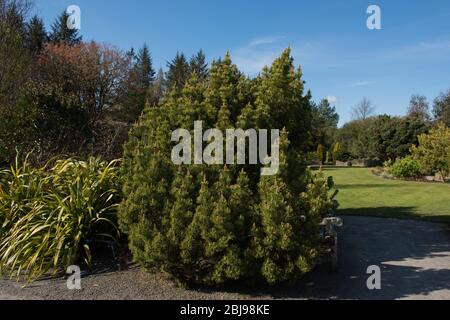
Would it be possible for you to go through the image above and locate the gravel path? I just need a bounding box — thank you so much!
[1,216,449,300]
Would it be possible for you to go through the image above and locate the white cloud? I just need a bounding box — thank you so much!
[349,80,375,87]
[232,36,286,75]
[327,96,338,104]
[233,52,277,75]
[232,36,334,75]
[248,36,286,47]
[362,39,450,63]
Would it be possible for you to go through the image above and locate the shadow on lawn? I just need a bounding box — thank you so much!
[193,212,450,300]
[336,184,403,189]
[339,207,450,225]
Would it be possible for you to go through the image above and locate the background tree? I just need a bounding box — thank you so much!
[24,42,130,158]
[166,52,189,91]
[49,10,82,45]
[352,98,376,120]
[136,44,155,88]
[433,90,450,127]
[118,44,155,122]
[147,68,166,107]
[0,0,32,163]
[336,119,372,159]
[336,115,428,162]
[316,144,325,164]
[332,142,341,162]
[311,98,339,150]
[189,49,208,80]
[25,15,47,55]
[366,115,428,161]
[0,0,29,110]
[407,94,430,121]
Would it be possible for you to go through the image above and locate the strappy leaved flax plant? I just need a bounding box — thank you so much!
[0,155,121,282]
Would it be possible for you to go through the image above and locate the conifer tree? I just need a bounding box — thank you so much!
[118,108,173,259]
[136,44,155,88]
[189,49,208,80]
[49,11,82,45]
[119,44,156,122]
[333,142,341,162]
[236,103,256,128]
[193,167,244,284]
[147,68,166,107]
[131,44,155,117]
[167,168,195,246]
[25,15,47,55]
[254,48,312,152]
[119,49,337,286]
[159,167,196,276]
[180,175,214,281]
[229,169,254,246]
[216,103,232,131]
[0,0,28,112]
[317,144,325,164]
[205,53,247,123]
[252,130,308,284]
[161,72,210,131]
[126,47,136,62]
[166,52,190,91]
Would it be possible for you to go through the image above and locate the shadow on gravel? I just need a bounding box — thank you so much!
[2,215,449,300]
[298,215,450,300]
[191,214,450,300]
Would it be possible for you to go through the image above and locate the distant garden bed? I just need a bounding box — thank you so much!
[372,167,450,184]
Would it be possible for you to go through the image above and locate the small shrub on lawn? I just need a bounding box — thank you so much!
[388,156,423,179]
[411,123,450,181]
[0,155,121,282]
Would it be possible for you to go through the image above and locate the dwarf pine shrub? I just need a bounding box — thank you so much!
[119,49,337,285]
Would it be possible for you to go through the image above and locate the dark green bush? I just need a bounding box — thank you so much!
[119,49,338,286]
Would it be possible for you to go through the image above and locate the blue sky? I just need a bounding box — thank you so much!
[33,0,450,125]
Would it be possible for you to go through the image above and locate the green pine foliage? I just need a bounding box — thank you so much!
[189,49,209,81]
[166,52,190,91]
[119,48,337,285]
[136,44,156,87]
[25,15,47,55]
[120,44,156,122]
[49,11,82,46]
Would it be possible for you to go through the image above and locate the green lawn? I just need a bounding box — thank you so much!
[325,168,450,224]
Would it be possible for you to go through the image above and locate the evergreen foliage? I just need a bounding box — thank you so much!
[411,123,450,180]
[119,49,337,285]
[25,15,47,55]
[166,52,190,91]
[433,90,450,127]
[49,10,82,45]
[189,49,208,80]
[136,44,156,87]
